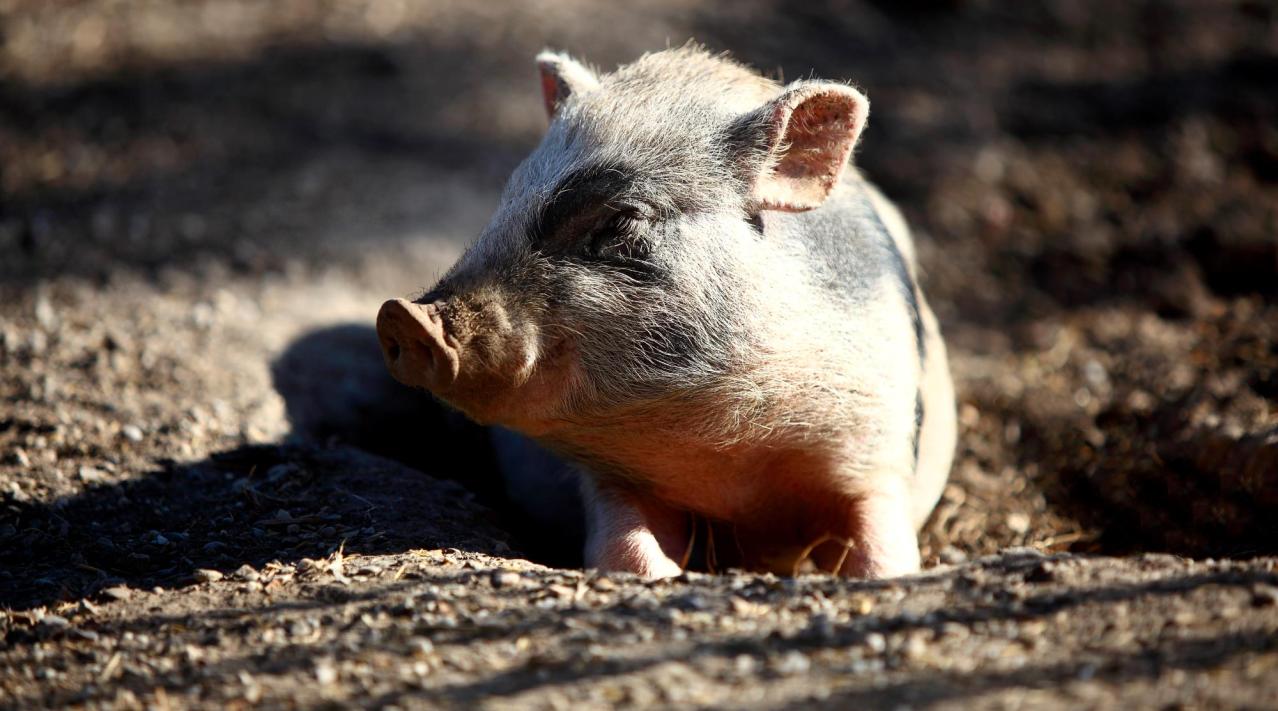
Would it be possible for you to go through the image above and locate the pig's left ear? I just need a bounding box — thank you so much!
[536,51,599,120]
[735,82,869,212]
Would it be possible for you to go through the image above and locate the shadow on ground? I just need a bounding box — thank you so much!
[0,320,594,612]
[271,324,586,569]
[0,441,510,611]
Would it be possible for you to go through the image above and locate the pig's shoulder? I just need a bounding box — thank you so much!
[771,177,925,360]
[773,178,915,303]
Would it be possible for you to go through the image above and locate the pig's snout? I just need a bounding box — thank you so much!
[377,298,461,392]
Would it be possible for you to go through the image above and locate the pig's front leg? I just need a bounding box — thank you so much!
[813,476,922,579]
[582,478,688,580]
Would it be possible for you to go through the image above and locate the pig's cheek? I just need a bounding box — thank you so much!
[507,345,583,433]
[509,326,543,386]
[526,341,581,406]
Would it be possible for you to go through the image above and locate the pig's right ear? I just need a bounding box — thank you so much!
[536,51,599,120]
[733,81,869,212]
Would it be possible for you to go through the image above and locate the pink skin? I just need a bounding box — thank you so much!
[570,439,921,580]
[810,479,921,579]
[583,482,687,579]
[580,482,920,580]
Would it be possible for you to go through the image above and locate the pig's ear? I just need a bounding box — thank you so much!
[736,82,869,212]
[535,51,599,120]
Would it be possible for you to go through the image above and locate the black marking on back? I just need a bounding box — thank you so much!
[882,232,927,368]
[913,389,924,470]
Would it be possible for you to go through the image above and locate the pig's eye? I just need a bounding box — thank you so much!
[586,211,645,259]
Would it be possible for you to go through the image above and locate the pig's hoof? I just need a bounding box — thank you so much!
[639,556,684,580]
[590,536,685,580]
[831,533,921,579]
[625,558,683,581]
[593,550,683,580]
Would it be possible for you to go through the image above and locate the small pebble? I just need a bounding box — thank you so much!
[298,559,323,574]
[807,613,835,640]
[78,466,106,483]
[775,650,811,675]
[1252,585,1278,608]
[315,659,338,685]
[6,481,28,502]
[903,634,928,660]
[194,569,224,583]
[864,632,887,654]
[937,622,968,640]
[121,425,144,442]
[545,584,576,599]
[34,293,58,330]
[38,615,70,636]
[101,585,132,602]
[70,628,99,642]
[674,593,710,611]
[9,448,30,467]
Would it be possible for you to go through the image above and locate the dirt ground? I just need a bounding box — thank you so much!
[2,1,1277,708]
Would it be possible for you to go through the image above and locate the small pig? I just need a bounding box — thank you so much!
[377,47,955,579]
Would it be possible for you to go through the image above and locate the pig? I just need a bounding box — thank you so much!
[376,46,956,579]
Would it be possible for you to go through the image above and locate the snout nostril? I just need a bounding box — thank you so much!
[416,338,436,369]
[385,340,401,362]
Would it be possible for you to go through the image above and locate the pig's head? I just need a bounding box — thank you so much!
[377,47,869,437]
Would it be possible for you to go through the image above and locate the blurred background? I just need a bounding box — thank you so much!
[1,0,1276,587]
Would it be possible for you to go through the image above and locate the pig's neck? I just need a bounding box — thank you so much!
[542,409,835,524]
[535,388,828,506]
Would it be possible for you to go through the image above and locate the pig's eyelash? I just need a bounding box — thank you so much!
[587,211,639,247]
